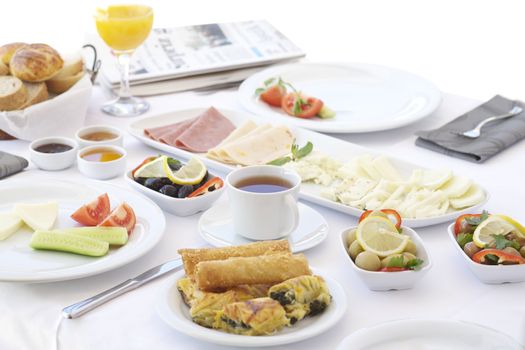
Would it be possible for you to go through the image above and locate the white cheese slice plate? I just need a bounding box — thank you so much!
[128,107,488,227]
[0,179,165,283]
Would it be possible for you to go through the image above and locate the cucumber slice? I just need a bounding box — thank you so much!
[53,227,128,245]
[30,231,109,257]
[318,105,336,119]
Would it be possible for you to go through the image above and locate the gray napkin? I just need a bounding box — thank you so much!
[0,151,28,179]
[415,95,525,163]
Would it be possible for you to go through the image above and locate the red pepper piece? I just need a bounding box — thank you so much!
[188,177,224,198]
[380,267,408,272]
[472,249,525,265]
[359,209,402,230]
[453,213,482,236]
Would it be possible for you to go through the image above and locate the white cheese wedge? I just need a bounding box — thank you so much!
[0,212,23,240]
[14,202,58,231]
[438,175,473,199]
[450,184,485,209]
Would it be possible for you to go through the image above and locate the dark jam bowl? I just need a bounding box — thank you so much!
[29,136,78,171]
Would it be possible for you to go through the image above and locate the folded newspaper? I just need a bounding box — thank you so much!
[94,20,305,96]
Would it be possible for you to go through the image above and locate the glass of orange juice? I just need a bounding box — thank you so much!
[95,4,153,117]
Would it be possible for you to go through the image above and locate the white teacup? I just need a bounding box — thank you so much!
[226,165,301,240]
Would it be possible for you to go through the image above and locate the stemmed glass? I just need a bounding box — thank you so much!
[94,4,153,117]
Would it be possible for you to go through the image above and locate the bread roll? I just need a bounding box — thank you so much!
[52,52,83,80]
[10,44,63,82]
[0,42,28,66]
[0,61,8,76]
[46,70,84,94]
[0,76,27,111]
[20,82,48,109]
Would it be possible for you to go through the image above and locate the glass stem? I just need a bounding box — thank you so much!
[115,51,132,99]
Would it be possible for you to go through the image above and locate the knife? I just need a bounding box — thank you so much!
[62,258,183,319]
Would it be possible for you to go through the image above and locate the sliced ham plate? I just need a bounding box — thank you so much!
[143,107,236,153]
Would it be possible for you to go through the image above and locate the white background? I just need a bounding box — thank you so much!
[1,0,524,101]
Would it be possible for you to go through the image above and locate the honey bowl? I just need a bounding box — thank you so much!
[75,125,123,148]
[77,145,127,180]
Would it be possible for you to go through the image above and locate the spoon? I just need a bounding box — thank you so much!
[460,105,522,139]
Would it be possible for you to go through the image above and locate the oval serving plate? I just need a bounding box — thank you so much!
[128,107,489,228]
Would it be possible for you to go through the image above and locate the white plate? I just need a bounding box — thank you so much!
[156,268,347,347]
[127,107,488,228]
[198,202,328,253]
[238,62,442,133]
[337,319,523,349]
[0,179,165,283]
[447,223,525,284]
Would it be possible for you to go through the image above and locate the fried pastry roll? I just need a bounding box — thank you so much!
[195,253,311,291]
[178,240,290,278]
[214,297,288,335]
[268,275,332,324]
[176,277,270,328]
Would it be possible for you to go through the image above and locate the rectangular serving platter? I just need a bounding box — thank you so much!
[127,107,488,227]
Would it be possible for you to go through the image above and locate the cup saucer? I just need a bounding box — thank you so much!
[198,202,329,252]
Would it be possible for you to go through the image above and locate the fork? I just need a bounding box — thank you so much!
[460,105,522,139]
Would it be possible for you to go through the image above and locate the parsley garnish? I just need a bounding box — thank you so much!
[465,211,489,226]
[267,141,313,166]
[484,254,500,265]
[406,258,424,270]
[491,234,520,250]
[457,233,473,249]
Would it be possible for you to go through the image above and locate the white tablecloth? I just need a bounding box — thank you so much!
[1,87,524,350]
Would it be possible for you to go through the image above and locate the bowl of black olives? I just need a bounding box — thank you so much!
[126,155,224,216]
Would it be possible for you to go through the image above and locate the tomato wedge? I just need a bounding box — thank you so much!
[260,85,286,107]
[472,249,525,265]
[188,177,224,198]
[359,209,402,230]
[71,193,111,226]
[281,92,323,118]
[99,202,136,234]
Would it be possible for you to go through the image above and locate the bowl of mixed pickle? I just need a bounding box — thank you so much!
[340,209,432,291]
[126,155,224,216]
[449,211,525,284]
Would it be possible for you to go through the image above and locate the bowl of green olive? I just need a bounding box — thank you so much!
[340,210,432,291]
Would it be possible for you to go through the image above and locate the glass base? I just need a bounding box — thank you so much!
[101,96,150,117]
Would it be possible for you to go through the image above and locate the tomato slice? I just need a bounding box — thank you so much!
[188,177,224,198]
[453,213,483,236]
[359,209,402,230]
[472,249,525,265]
[281,92,323,118]
[260,85,286,107]
[99,202,136,234]
[71,193,111,226]
[380,267,408,272]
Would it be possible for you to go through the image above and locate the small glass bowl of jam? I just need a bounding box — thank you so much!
[77,145,127,180]
[29,137,78,171]
[75,125,123,148]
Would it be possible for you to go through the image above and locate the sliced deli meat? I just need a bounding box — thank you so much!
[174,107,236,152]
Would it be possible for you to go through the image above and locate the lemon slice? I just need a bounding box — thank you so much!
[164,157,206,185]
[356,216,408,257]
[494,214,525,237]
[133,156,167,178]
[473,216,517,248]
